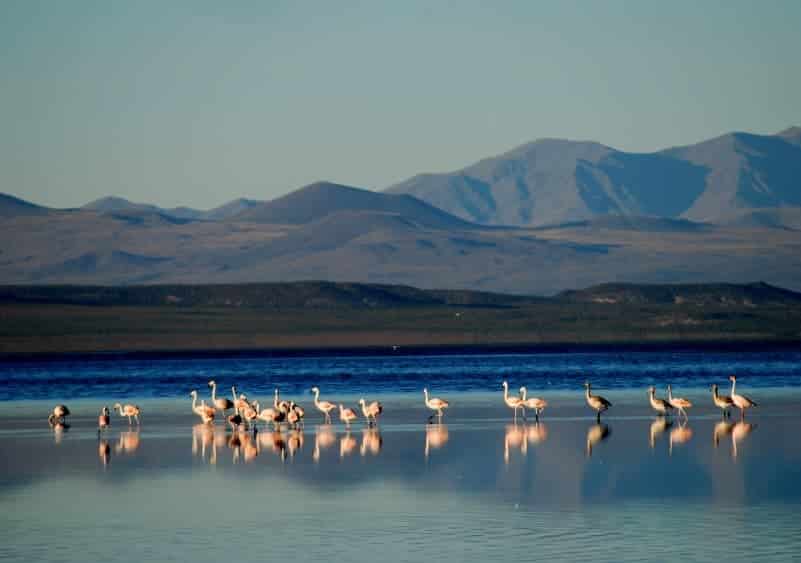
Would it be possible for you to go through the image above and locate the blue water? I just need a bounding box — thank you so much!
[1,348,800,401]
[2,347,801,562]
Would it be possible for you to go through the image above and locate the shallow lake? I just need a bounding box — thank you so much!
[1,348,800,562]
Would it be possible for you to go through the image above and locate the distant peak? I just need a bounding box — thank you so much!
[777,125,801,139]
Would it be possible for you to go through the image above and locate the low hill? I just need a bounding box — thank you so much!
[0,281,539,309]
[558,282,801,306]
[0,193,52,218]
[234,181,476,229]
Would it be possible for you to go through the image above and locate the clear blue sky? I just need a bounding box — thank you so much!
[2,0,799,209]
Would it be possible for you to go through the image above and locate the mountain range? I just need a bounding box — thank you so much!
[388,126,801,227]
[2,127,800,294]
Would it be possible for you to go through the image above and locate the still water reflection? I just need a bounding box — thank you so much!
[3,397,798,563]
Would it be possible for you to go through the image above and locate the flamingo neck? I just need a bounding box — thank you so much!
[585,387,591,401]
[191,394,197,410]
[520,388,527,401]
[231,387,237,403]
[712,386,718,399]
[730,379,737,396]
[274,390,279,408]
[313,388,320,406]
[502,383,509,401]
[210,383,217,401]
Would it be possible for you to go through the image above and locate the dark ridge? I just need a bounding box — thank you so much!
[558,281,801,306]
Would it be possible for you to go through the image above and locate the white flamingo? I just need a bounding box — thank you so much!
[311,387,336,423]
[423,388,449,422]
[231,386,249,415]
[519,386,548,421]
[666,385,692,421]
[501,381,525,421]
[208,380,234,419]
[729,376,758,419]
[113,403,141,425]
[358,398,383,426]
[190,390,215,421]
[584,382,611,422]
[339,404,358,428]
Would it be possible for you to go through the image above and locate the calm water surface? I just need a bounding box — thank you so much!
[1,349,800,562]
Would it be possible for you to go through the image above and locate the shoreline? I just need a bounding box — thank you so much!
[1,338,800,362]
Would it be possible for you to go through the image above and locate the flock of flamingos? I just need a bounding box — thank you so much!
[46,375,757,433]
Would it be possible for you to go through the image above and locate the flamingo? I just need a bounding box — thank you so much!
[423,388,449,422]
[648,386,673,416]
[190,390,215,421]
[519,386,548,421]
[232,386,249,415]
[241,402,258,431]
[501,381,525,421]
[666,385,692,421]
[274,388,291,413]
[227,413,244,432]
[584,382,611,422]
[311,387,336,423]
[729,376,758,419]
[254,401,284,429]
[288,401,305,427]
[287,406,301,429]
[358,398,383,426]
[711,384,734,419]
[51,404,70,424]
[98,406,110,434]
[208,380,234,419]
[113,403,141,425]
[339,404,358,428]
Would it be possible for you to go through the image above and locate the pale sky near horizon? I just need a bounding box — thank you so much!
[1,0,799,210]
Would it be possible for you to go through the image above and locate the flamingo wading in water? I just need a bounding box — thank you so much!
[208,380,234,419]
[501,381,525,421]
[424,388,449,423]
[729,376,757,419]
[667,385,692,421]
[519,386,548,421]
[113,403,141,425]
[711,384,734,419]
[648,386,673,416]
[584,382,611,422]
[311,387,336,423]
[359,398,383,426]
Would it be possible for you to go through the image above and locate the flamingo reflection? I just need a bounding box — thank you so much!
[586,423,611,457]
[98,439,111,467]
[257,429,287,461]
[713,420,734,448]
[288,429,304,459]
[504,423,525,464]
[731,421,756,460]
[313,424,336,463]
[360,428,382,456]
[425,424,449,459]
[526,422,548,445]
[339,431,358,458]
[115,430,140,455]
[668,422,693,455]
[649,417,673,449]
